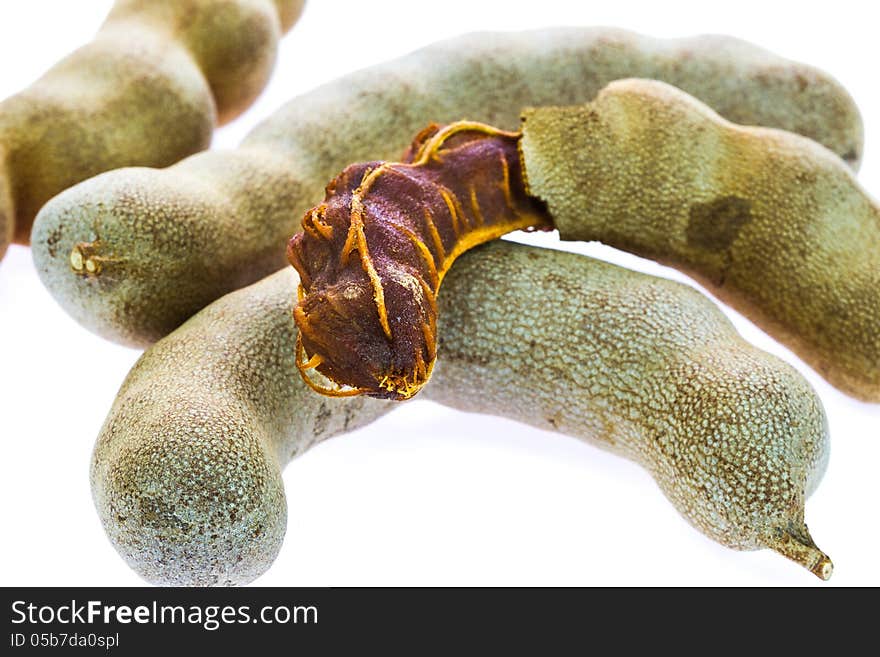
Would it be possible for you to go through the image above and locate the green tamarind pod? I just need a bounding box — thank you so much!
[0,0,304,259]
[92,241,830,585]
[92,266,390,586]
[519,79,880,402]
[32,27,862,346]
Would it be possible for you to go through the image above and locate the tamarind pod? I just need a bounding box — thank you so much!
[519,79,880,402]
[93,241,830,585]
[434,242,831,578]
[288,122,552,399]
[92,267,390,586]
[0,0,304,257]
[32,27,863,346]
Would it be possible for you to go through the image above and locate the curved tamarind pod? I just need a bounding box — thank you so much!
[519,79,880,402]
[0,0,303,258]
[32,27,862,346]
[92,267,391,586]
[288,122,551,399]
[93,241,831,585]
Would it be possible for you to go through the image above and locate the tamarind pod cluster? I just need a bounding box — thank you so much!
[288,122,551,399]
[519,79,880,402]
[31,27,863,347]
[93,241,831,585]
[0,0,304,260]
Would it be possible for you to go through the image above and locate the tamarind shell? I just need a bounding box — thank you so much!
[32,27,863,346]
[519,79,880,401]
[0,0,303,252]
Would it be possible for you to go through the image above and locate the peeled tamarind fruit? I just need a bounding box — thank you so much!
[92,241,831,585]
[32,27,863,346]
[0,0,304,260]
[288,122,552,399]
[519,79,880,402]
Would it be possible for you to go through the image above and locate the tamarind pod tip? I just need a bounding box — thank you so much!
[274,0,306,32]
[816,558,834,581]
[766,528,833,580]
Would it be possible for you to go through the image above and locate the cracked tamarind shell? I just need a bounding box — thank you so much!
[519,78,880,402]
[92,241,830,585]
[31,27,863,346]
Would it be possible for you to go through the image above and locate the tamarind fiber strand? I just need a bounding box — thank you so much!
[32,27,863,346]
[92,241,830,586]
[519,79,880,402]
[0,0,304,259]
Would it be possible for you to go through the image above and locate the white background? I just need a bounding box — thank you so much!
[0,0,878,587]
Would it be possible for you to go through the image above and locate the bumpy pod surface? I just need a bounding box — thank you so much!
[288,122,550,399]
[0,0,303,258]
[92,268,390,586]
[520,79,880,402]
[32,27,862,346]
[93,242,830,585]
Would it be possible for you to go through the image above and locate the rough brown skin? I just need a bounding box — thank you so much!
[288,122,551,400]
[93,242,830,585]
[519,79,880,402]
[0,0,303,259]
[31,27,863,346]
